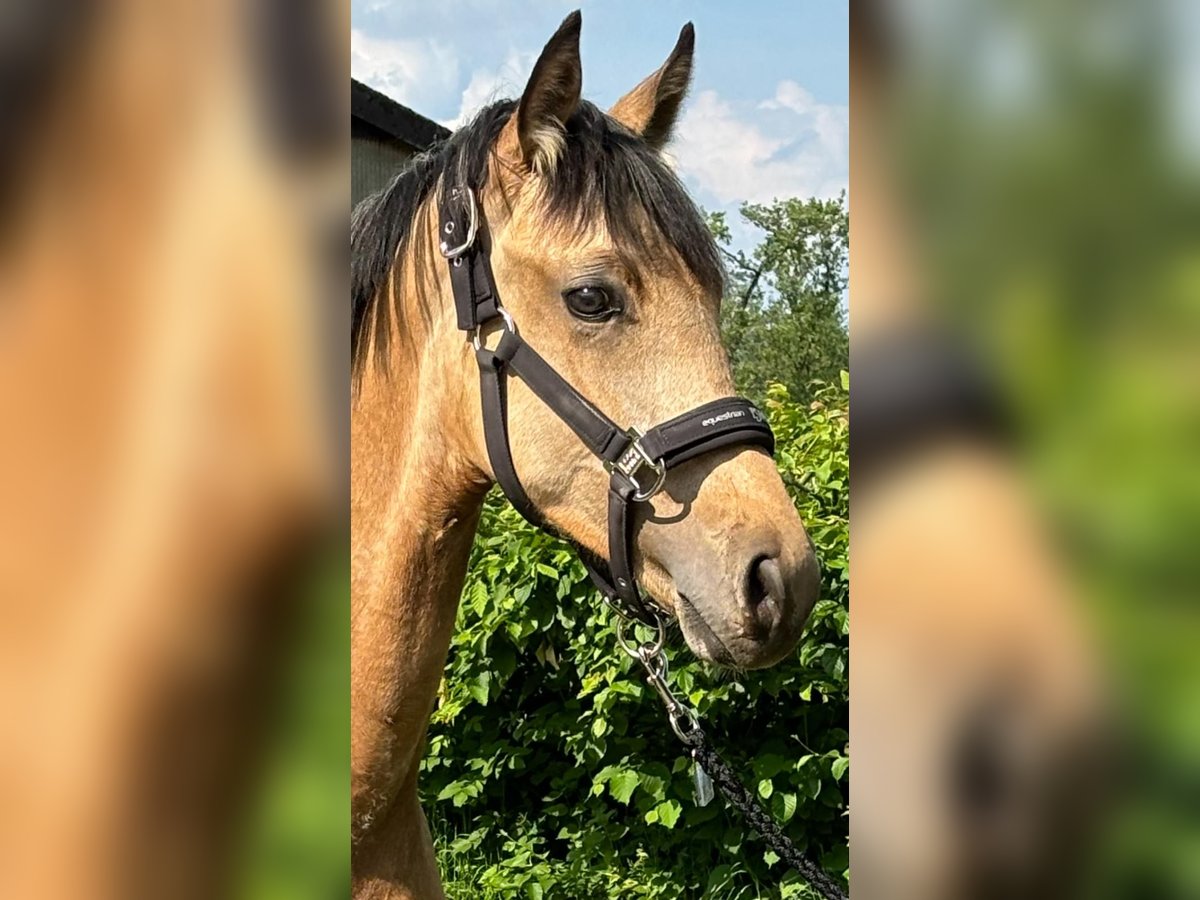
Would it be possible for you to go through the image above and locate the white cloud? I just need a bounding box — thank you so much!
[760,81,850,163]
[444,48,538,128]
[350,28,461,118]
[350,26,537,130]
[673,81,848,207]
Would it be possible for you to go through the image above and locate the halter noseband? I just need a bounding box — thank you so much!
[439,185,775,625]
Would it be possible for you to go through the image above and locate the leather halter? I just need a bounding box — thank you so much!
[438,185,775,625]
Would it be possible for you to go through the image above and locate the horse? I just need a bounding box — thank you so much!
[0,2,341,898]
[350,12,821,898]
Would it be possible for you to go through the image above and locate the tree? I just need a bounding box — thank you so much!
[711,194,849,404]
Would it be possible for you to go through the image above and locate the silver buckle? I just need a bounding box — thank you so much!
[439,186,478,259]
[605,428,666,501]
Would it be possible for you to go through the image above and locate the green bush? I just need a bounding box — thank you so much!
[421,379,848,899]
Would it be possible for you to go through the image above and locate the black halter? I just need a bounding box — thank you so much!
[439,185,775,625]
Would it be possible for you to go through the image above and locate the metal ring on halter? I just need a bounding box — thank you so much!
[630,458,667,501]
[471,306,517,352]
[439,186,479,259]
[615,612,665,660]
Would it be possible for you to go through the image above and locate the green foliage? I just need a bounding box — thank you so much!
[421,381,849,898]
[235,548,350,900]
[711,196,849,406]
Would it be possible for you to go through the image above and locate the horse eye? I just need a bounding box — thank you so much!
[563,285,618,321]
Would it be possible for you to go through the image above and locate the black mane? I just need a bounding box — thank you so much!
[351,99,722,373]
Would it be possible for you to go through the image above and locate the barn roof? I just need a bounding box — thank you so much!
[351,79,450,151]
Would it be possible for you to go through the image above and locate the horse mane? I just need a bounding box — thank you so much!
[351,98,723,375]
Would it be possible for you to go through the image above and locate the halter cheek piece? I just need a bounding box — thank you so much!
[439,185,775,626]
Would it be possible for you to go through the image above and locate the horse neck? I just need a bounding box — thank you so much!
[351,254,488,782]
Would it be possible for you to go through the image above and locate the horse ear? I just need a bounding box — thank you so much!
[609,23,694,149]
[500,10,583,173]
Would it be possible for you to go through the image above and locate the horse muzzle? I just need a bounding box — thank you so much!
[666,531,821,669]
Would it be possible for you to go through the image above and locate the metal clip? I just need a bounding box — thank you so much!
[615,617,702,746]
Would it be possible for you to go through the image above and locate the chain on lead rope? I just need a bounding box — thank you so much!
[610,607,849,900]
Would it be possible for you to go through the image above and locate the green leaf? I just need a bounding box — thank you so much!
[593,764,619,784]
[773,792,798,824]
[608,770,639,804]
[757,778,774,800]
[753,753,790,780]
[467,672,491,706]
[653,800,682,828]
[831,755,849,781]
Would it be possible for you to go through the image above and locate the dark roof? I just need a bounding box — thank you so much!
[351,79,450,151]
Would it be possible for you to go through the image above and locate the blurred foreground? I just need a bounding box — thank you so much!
[851,0,1199,898]
[0,2,346,898]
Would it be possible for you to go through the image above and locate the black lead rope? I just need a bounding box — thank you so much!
[619,624,848,900]
[689,736,849,900]
[439,185,845,900]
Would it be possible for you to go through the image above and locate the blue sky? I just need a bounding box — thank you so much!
[351,1,847,236]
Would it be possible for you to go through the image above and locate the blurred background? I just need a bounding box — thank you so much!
[850,0,1199,898]
[0,1,347,898]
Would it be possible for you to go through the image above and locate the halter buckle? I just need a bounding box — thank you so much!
[606,428,667,501]
[439,186,478,259]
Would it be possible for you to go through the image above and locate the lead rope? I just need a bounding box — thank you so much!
[616,615,849,900]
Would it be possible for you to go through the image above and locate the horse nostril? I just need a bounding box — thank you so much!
[746,555,785,637]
